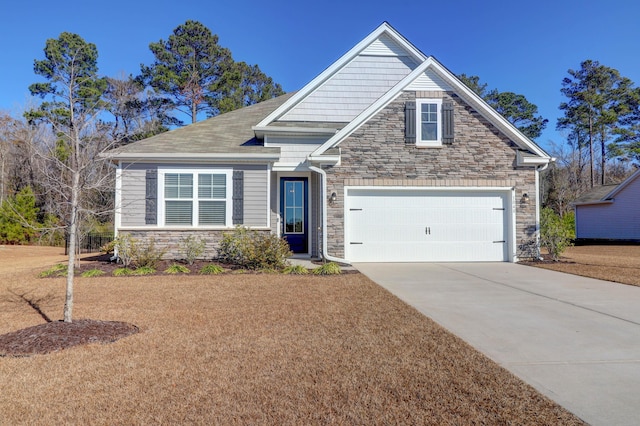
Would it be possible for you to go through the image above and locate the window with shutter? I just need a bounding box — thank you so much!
[415,98,443,147]
[158,169,233,227]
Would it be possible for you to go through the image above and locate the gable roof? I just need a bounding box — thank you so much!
[254,22,427,130]
[574,168,640,205]
[105,92,295,161]
[308,55,551,164]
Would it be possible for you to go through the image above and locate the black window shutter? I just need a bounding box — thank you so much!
[442,101,454,144]
[232,170,244,225]
[145,168,158,225]
[405,101,416,144]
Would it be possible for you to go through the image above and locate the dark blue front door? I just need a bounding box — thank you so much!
[280,177,308,253]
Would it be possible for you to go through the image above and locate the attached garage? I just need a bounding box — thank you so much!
[344,188,513,262]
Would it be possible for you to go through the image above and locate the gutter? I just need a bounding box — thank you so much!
[308,165,351,265]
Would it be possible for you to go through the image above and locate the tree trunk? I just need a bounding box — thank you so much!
[63,170,80,323]
[600,130,606,185]
[588,114,594,188]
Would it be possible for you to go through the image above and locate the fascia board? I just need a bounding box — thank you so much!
[573,200,615,206]
[252,126,338,138]
[428,59,551,160]
[604,168,640,199]
[102,153,280,163]
[255,22,427,128]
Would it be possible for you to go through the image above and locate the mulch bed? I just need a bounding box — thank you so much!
[0,319,139,357]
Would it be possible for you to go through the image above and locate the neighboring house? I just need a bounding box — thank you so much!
[105,22,552,263]
[573,169,640,242]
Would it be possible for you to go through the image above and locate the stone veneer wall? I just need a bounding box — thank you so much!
[122,229,271,261]
[324,91,538,259]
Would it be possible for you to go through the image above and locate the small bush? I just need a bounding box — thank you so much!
[218,227,292,270]
[180,235,206,265]
[113,234,166,268]
[132,266,156,275]
[81,268,105,278]
[39,263,68,278]
[540,207,574,261]
[283,264,309,275]
[200,264,225,275]
[164,264,190,274]
[312,262,341,275]
[113,267,134,276]
[100,239,116,254]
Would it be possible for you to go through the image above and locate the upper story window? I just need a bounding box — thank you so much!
[159,169,232,227]
[416,98,442,147]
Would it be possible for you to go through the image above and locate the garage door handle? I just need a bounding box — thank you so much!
[425,227,431,235]
[493,240,505,243]
[350,242,363,245]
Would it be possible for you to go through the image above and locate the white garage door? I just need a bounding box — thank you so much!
[345,188,510,262]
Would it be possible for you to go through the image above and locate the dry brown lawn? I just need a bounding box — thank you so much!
[527,245,640,286]
[0,246,584,425]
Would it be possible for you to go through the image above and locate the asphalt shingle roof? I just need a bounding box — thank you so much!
[109,92,296,156]
[573,184,618,204]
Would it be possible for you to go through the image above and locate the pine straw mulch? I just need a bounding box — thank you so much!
[520,244,640,287]
[0,319,139,357]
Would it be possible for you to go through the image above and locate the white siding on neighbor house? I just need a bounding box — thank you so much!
[576,180,640,240]
[405,69,453,92]
[266,135,327,166]
[120,163,147,227]
[280,54,417,122]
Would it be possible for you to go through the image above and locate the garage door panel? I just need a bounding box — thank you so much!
[346,189,509,262]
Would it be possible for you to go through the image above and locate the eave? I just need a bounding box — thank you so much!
[101,152,280,164]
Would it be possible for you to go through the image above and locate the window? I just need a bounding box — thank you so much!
[160,169,232,227]
[416,98,442,146]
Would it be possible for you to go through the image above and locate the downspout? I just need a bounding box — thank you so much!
[535,161,551,260]
[308,165,350,265]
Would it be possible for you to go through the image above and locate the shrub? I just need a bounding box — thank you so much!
[283,264,309,275]
[132,266,156,276]
[180,235,206,265]
[39,263,68,278]
[312,262,341,275]
[81,268,105,278]
[113,267,134,276]
[112,234,165,268]
[200,264,225,275]
[540,207,574,261]
[164,264,190,274]
[218,227,292,270]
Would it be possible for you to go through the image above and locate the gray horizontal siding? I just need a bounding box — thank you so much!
[120,163,147,226]
[118,163,269,229]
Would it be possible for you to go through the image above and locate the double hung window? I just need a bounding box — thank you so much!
[161,169,231,226]
[416,98,442,147]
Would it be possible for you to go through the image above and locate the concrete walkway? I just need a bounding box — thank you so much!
[354,262,640,426]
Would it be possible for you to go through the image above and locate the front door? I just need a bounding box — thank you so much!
[280,177,308,253]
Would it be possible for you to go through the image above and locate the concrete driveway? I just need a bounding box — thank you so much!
[355,262,640,426]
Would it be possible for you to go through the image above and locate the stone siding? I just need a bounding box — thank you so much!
[121,229,271,261]
[324,91,538,259]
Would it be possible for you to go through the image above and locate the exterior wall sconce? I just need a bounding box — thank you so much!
[521,193,529,204]
[329,192,338,203]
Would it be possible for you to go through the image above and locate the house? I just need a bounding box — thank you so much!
[106,22,552,263]
[573,169,640,242]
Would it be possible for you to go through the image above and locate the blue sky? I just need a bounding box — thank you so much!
[1,0,639,152]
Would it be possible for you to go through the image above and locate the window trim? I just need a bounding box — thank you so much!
[157,168,233,228]
[416,98,443,147]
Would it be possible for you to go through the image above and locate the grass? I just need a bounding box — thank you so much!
[0,246,584,425]
[525,245,640,286]
[283,264,309,275]
[199,264,224,275]
[312,261,341,275]
[163,264,190,274]
[38,263,67,278]
[80,268,105,278]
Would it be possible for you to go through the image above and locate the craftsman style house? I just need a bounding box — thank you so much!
[107,22,551,263]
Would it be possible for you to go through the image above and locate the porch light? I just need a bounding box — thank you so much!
[521,193,529,204]
[329,192,338,203]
